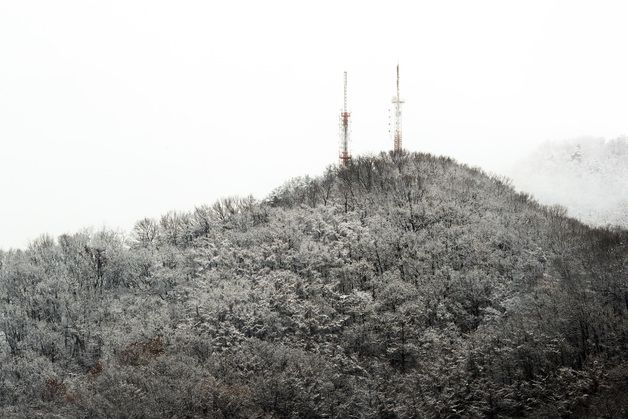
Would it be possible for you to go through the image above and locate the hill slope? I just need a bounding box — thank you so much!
[1,152,627,417]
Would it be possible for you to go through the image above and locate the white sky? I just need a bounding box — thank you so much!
[2,1,628,249]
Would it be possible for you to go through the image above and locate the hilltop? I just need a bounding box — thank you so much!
[1,151,627,417]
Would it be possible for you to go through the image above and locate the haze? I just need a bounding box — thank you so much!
[2,1,628,249]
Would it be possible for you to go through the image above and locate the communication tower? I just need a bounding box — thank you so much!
[339,71,351,167]
[392,64,404,152]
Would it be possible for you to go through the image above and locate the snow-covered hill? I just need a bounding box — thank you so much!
[2,152,627,417]
[509,137,628,228]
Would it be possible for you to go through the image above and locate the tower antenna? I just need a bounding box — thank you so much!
[392,64,404,153]
[339,71,351,167]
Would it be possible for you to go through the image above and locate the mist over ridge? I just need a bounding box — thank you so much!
[508,136,628,229]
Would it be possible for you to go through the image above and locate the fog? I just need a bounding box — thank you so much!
[2,1,628,249]
[508,136,628,228]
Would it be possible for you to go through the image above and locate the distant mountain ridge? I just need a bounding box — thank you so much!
[509,137,628,228]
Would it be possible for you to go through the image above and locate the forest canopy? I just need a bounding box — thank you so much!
[1,151,627,417]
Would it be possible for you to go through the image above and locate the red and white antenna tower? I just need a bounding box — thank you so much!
[392,64,404,153]
[339,71,351,167]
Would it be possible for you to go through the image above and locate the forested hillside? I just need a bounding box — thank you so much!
[1,152,627,418]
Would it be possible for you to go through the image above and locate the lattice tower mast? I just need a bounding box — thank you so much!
[339,71,351,167]
[392,64,404,152]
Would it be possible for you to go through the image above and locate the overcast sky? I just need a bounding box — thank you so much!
[1,1,628,249]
